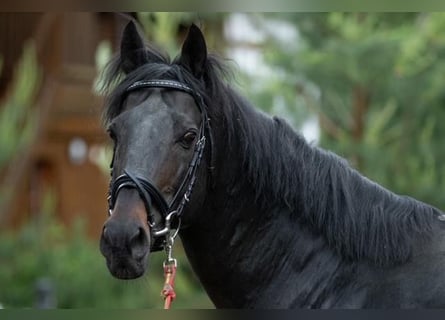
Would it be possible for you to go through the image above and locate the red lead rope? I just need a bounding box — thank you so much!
[161,263,177,309]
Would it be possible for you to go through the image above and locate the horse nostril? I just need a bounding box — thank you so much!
[102,226,112,245]
[100,223,120,258]
[130,227,150,260]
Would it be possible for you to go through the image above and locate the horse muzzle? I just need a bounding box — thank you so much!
[100,189,151,279]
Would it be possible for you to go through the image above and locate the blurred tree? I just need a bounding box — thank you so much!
[138,12,228,56]
[0,41,40,222]
[254,13,445,210]
[0,42,39,168]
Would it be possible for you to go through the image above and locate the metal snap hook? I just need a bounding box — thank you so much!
[152,210,177,237]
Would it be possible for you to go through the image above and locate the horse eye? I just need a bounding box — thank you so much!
[108,129,117,142]
[180,131,197,148]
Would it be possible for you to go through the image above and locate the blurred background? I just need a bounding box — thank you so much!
[0,12,444,308]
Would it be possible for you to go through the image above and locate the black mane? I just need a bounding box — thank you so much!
[102,40,440,267]
[252,119,439,265]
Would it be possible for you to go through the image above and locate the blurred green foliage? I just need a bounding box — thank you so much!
[257,13,445,210]
[138,12,228,55]
[0,42,39,212]
[0,211,212,308]
[0,41,39,169]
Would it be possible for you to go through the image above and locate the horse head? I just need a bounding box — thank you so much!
[99,22,210,280]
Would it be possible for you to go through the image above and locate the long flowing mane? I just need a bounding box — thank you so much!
[101,38,441,268]
[252,119,439,265]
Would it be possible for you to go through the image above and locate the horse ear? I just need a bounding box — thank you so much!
[179,24,207,78]
[120,21,149,74]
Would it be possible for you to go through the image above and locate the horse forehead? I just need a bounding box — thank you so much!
[119,92,169,130]
[124,89,200,126]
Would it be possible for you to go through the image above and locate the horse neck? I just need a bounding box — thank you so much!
[179,92,440,307]
[179,101,353,308]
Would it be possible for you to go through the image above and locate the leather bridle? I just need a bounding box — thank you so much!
[107,79,210,252]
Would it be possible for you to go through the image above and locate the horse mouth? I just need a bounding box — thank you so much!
[100,236,150,280]
[104,254,148,280]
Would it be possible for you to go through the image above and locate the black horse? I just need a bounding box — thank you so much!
[99,21,445,308]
